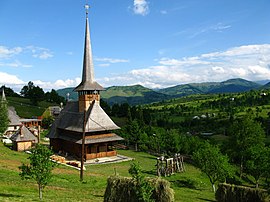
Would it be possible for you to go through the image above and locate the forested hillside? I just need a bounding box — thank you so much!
[57,78,263,106]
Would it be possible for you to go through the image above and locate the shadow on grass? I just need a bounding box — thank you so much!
[196,197,216,202]
[0,193,21,198]
[171,178,200,190]
[145,156,157,160]
[142,169,156,176]
[3,143,13,150]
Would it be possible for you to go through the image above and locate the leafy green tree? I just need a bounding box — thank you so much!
[41,116,54,129]
[111,104,120,117]
[19,144,56,200]
[45,89,65,104]
[126,119,143,151]
[100,99,111,115]
[0,101,8,135]
[28,85,45,105]
[20,81,45,105]
[193,142,234,192]
[1,85,20,97]
[129,162,154,202]
[118,103,130,117]
[245,145,269,188]
[228,117,265,178]
[20,81,34,98]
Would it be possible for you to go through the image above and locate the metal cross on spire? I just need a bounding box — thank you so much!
[85,3,90,16]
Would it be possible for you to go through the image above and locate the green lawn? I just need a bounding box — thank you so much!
[7,97,58,118]
[0,143,215,201]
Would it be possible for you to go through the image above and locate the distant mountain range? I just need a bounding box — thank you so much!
[57,78,268,106]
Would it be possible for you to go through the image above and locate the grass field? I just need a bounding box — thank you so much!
[0,142,215,202]
[7,97,58,118]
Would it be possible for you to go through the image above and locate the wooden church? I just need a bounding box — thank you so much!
[47,5,123,160]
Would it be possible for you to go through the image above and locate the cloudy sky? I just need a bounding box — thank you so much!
[0,0,270,91]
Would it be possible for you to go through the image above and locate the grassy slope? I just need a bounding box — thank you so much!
[7,97,58,118]
[0,143,215,202]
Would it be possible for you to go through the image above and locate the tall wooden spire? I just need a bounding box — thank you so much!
[1,87,6,103]
[75,4,104,112]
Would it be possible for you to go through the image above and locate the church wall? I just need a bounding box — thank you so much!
[50,139,81,158]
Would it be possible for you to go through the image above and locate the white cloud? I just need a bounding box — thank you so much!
[95,57,129,64]
[0,72,25,85]
[98,63,110,67]
[95,57,129,67]
[2,44,270,91]
[0,46,23,58]
[133,0,149,16]
[28,46,53,59]
[0,45,53,72]
[212,66,225,74]
[99,44,270,88]
[35,51,53,59]
[189,22,231,38]
[0,60,32,68]
[0,45,53,60]
[32,78,81,91]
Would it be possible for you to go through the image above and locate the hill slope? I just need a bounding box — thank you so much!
[208,78,261,93]
[160,78,261,96]
[57,85,170,105]
[57,78,262,105]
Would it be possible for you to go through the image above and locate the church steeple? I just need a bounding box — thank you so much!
[1,86,7,103]
[75,4,104,112]
[75,4,104,92]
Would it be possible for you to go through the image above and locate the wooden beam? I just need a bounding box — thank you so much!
[80,110,86,181]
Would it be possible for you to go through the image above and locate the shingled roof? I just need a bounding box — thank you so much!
[55,132,123,145]
[8,106,22,126]
[47,101,120,138]
[10,125,38,143]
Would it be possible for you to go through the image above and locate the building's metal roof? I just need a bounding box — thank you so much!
[8,107,22,126]
[47,101,120,138]
[20,118,42,122]
[10,125,38,143]
[56,132,123,145]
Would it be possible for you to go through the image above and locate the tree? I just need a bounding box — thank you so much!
[45,89,65,104]
[20,81,45,105]
[126,119,142,151]
[227,117,265,178]
[129,161,154,202]
[20,81,34,98]
[245,145,269,188]
[19,144,56,200]
[41,116,54,129]
[0,101,8,135]
[28,85,45,105]
[193,142,234,192]
[1,85,20,97]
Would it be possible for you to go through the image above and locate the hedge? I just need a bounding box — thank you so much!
[216,183,270,202]
[104,176,174,202]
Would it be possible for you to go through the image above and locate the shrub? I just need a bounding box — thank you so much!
[215,183,270,202]
[104,176,174,202]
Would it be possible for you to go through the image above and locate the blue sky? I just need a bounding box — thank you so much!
[0,0,270,92]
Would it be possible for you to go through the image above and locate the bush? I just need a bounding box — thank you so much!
[215,183,270,202]
[104,176,174,202]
